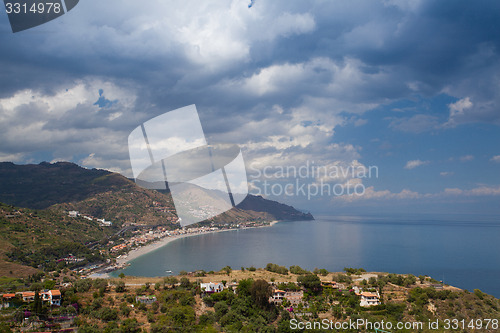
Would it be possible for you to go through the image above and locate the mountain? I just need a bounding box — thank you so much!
[237,194,314,221]
[0,162,313,225]
[0,161,128,209]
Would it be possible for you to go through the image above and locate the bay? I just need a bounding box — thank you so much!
[113,215,500,297]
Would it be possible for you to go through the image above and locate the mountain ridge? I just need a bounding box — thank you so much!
[0,161,314,225]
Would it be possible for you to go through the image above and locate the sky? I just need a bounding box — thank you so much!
[0,0,499,215]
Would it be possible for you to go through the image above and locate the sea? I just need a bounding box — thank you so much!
[112,215,500,298]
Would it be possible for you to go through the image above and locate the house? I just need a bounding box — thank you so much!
[200,282,224,293]
[360,291,381,307]
[21,292,35,303]
[19,290,62,306]
[136,295,157,304]
[97,218,113,226]
[68,211,79,218]
[1,294,16,309]
[284,290,304,306]
[269,289,304,305]
[47,290,61,306]
[269,289,286,304]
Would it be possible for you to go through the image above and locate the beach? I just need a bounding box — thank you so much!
[116,221,280,266]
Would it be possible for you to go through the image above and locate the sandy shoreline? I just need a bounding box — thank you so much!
[114,220,280,267]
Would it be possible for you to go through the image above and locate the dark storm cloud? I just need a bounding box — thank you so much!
[1,0,499,178]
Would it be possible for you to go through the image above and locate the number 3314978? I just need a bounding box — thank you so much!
[5,2,62,14]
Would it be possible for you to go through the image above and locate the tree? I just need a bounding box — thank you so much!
[119,272,125,279]
[43,279,56,290]
[221,266,232,276]
[164,276,179,289]
[180,277,191,289]
[33,288,43,316]
[214,301,229,320]
[115,280,126,293]
[250,279,272,308]
[297,274,322,291]
[237,278,254,297]
[98,307,118,321]
[120,318,141,333]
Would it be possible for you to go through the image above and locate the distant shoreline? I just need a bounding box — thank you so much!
[98,221,280,277]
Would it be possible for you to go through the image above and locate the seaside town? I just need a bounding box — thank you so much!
[63,209,276,277]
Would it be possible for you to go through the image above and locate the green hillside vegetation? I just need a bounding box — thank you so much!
[0,203,110,275]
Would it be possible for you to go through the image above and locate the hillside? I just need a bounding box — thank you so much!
[236,194,314,221]
[0,202,111,277]
[0,267,499,332]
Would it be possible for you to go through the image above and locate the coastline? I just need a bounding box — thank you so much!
[115,220,280,267]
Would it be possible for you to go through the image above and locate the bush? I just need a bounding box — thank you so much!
[343,267,366,275]
[474,289,485,300]
[199,311,216,326]
[214,301,229,320]
[313,268,329,276]
[115,281,126,293]
[297,274,322,292]
[98,307,118,322]
[290,265,310,275]
[265,263,288,275]
[74,279,92,293]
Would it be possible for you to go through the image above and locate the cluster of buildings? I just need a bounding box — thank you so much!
[151,201,177,217]
[109,226,223,253]
[187,205,224,220]
[68,211,112,227]
[198,281,306,307]
[55,254,85,264]
[1,290,61,309]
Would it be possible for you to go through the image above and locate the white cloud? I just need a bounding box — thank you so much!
[440,171,453,177]
[389,114,440,133]
[459,155,474,162]
[333,184,500,204]
[490,155,500,163]
[404,159,429,169]
[0,152,25,163]
[443,185,500,197]
[0,79,143,176]
[334,186,421,203]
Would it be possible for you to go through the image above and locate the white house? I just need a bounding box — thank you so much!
[97,218,113,226]
[200,282,224,293]
[360,291,381,307]
[68,211,79,218]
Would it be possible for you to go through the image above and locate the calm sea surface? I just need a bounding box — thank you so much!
[113,215,500,297]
